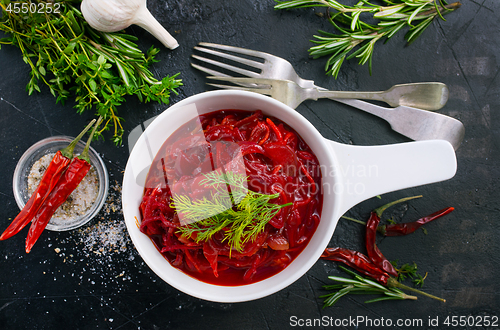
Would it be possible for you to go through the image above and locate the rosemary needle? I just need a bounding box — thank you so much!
[320,266,417,307]
[275,0,461,78]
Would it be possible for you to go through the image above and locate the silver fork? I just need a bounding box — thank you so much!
[191,42,465,150]
[206,77,449,111]
[207,76,447,110]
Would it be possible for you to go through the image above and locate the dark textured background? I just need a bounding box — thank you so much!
[1,1,499,329]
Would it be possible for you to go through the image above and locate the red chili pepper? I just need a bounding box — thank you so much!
[322,247,446,302]
[25,118,101,253]
[0,120,96,241]
[365,211,398,277]
[378,207,454,236]
[322,196,450,303]
[363,196,427,277]
[321,247,390,285]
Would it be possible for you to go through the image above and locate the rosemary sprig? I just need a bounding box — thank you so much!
[320,266,417,307]
[173,172,292,253]
[275,0,461,78]
[0,0,182,145]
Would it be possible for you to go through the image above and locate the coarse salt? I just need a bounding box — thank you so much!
[27,153,98,220]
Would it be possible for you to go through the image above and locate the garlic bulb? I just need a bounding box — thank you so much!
[81,0,179,50]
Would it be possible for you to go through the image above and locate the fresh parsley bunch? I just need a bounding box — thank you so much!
[0,0,182,145]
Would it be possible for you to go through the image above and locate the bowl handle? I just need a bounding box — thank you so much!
[326,139,457,215]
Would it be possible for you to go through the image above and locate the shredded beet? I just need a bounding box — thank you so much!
[139,110,323,286]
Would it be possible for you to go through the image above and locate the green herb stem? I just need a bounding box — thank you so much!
[387,277,445,302]
[321,266,418,307]
[373,195,422,217]
[174,172,292,253]
[275,0,461,78]
[0,0,182,145]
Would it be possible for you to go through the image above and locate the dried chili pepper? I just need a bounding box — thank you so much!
[321,247,446,302]
[365,196,448,276]
[25,118,101,253]
[365,211,398,277]
[0,119,96,241]
[361,197,424,277]
[321,247,391,284]
[342,197,453,237]
[377,207,454,236]
[321,195,449,302]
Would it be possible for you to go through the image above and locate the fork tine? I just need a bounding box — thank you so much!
[191,63,263,88]
[207,76,276,86]
[190,62,230,78]
[206,83,273,96]
[198,42,277,62]
[194,45,265,71]
[192,54,260,78]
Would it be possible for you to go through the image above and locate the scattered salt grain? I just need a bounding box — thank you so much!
[72,180,130,258]
[77,219,130,258]
[52,181,143,292]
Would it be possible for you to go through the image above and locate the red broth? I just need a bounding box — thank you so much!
[139,110,323,286]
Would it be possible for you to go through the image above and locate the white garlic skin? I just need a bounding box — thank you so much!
[81,0,179,49]
[81,0,140,32]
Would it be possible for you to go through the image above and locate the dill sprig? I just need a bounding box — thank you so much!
[274,0,461,78]
[173,172,292,253]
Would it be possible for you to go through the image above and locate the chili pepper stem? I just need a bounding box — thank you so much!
[60,119,96,159]
[342,195,424,224]
[341,216,366,225]
[78,117,102,163]
[387,277,446,303]
[374,195,422,218]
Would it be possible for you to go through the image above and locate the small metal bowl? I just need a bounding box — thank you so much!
[13,136,109,231]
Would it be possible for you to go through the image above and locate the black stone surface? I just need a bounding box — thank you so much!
[0,1,499,329]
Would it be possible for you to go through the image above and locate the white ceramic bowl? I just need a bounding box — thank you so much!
[122,90,457,302]
[13,136,109,231]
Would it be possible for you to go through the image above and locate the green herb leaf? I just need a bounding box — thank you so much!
[174,172,292,253]
[275,0,461,77]
[413,272,428,287]
[321,266,417,307]
[0,0,182,145]
[88,79,97,92]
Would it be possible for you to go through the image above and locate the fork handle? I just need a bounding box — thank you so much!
[332,98,394,121]
[314,89,386,103]
[329,98,465,151]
